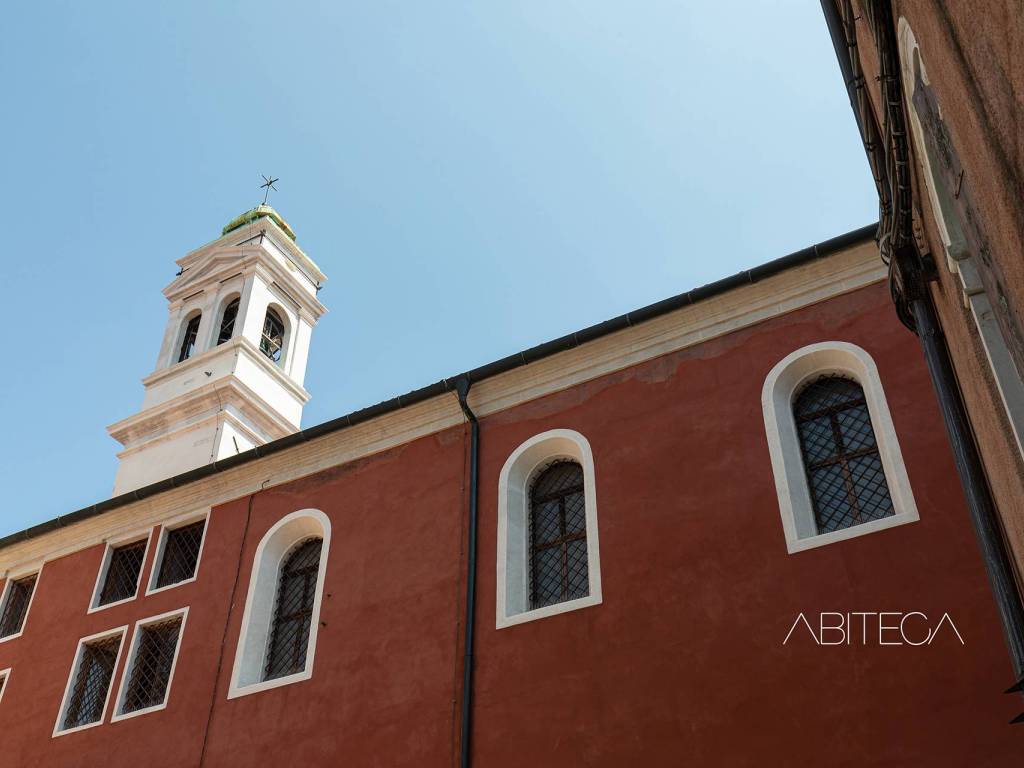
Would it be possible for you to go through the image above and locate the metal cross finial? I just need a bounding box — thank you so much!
[259,174,279,206]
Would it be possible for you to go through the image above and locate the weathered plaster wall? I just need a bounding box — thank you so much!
[0,282,1019,766]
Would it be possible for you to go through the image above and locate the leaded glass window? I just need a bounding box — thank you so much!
[0,574,37,638]
[61,634,122,731]
[154,520,205,589]
[528,461,588,609]
[97,541,146,607]
[264,537,322,681]
[794,375,895,534]
[119,616,183,715]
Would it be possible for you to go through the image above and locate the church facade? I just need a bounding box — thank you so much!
[0,211,1020,765]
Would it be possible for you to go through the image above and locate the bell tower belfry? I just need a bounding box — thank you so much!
[108,204,327,495]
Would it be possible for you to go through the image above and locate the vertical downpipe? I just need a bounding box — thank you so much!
[907,282,1024,689]
[455,377,480,766]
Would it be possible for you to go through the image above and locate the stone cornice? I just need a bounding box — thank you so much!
[1,241,884,572]
[178,216,326,285]
[108,374,297,450]
[136,337,311,406]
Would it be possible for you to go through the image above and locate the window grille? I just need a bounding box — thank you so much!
[0,574,37,638]
[216,298,240,345]
[97,541,146,606]
[794,375,896,534]
[529,461,588,610]
[260,308,285,363]
[177,314,202,362]
[264,537,322,681]
[120,617,183,715]
[154,520,205,589]
[61,635,121,731]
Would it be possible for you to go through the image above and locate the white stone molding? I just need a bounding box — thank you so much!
[87,528,153,613]
[0,564,42,644]
[762,341,920,553]
[145,511,209,596]
[52,625,129,737]
[228,509,330,699]
[496,429,602,628]
[111,607,189,723]
[898,18,1024,462]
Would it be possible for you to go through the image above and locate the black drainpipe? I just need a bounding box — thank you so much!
[821,0,1024,712]
[900,252,1024,696]
[455,377,480,766]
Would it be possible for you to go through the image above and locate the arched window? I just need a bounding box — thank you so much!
[762,342,919,553]
[264,538,322,681]
[260,308,285,364]
[497,429,602,628]
[216,298,240,345]
[228,509,330,698]
[177,313,202,362]
[529,461,588,609]
[793,376,895,534]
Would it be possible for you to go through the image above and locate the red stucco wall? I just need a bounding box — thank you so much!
[1,281,1019,766]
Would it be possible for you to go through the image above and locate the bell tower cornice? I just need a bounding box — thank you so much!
[107,202,328,496]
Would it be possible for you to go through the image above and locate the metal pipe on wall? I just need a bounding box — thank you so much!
[455,377,480,766]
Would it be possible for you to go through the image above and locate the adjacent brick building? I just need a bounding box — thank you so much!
[821,0,1024,692]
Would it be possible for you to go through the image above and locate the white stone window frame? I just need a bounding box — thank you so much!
[762,341,920,553]
[227,509,331,699]
[52,625,128,738]
[898,18,1024,463]
[88,528,153,614]
[496,428,602,629]
[0,667,10,705]
[0,565,42,644]
[111,606,189,723]
[145,511,209,597]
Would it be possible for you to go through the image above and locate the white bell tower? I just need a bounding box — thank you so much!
[108,204,327,495]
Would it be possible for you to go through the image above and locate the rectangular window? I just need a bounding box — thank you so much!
[114,610,187,720]
[55,630,126,735]
[0,574,38,639]
[152,519,206,591]
[0,668,10,704]
[94,539,147,608]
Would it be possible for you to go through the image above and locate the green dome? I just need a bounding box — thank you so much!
[222,204,297,241]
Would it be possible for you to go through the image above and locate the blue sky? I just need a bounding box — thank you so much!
[0,2,876,536]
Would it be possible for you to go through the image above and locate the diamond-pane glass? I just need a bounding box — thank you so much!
[62,635,121,731]
[528,461,589,610]
[155,521,205,589]
[264,538,322,681]
[98,541,146,606]
[120,617,183,714]
[795,376,895,534]
[0,574,37,638]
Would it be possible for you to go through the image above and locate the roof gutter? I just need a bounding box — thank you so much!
[0,223,877,553]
